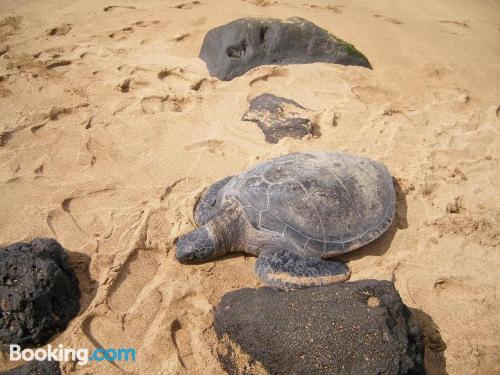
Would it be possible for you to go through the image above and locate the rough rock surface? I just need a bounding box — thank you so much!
[200,17,371,81]
[242,93,317,143]
[214,280,425,375]
[1,360,61,375]
[0,238,80,348]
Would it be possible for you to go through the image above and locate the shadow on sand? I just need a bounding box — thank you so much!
[67,250,98,314]
[411,308,448,374]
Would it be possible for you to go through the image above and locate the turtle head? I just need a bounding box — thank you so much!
[176,226,218,263]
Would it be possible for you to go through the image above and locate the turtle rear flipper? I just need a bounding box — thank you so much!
[255,249,351,289]
[194,176,233,226]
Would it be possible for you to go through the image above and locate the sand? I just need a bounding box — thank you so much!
[0,0,499,374]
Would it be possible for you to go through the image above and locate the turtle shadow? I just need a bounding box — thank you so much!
[410,308,448,374]
[393,177,409,230]
[67,250,98,314]
[341,177,408,261]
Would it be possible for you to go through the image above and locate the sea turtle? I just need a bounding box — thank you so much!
[176,151,395,289]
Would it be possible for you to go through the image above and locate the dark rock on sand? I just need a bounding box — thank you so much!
[242,93,317,143]
[214,280,425,375]
[200,17,371,81]
[1,360,61,375]
[0,238,80,348]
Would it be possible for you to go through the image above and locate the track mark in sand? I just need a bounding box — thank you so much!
[303,3,342,13]
[373,15,403,24]
[174,1,201,9]
[81,316,126,372]
[351,85,389,105]
[0,15,22,38]
[184,139,225,155]
[169,317,197,369]
[243,0,271,6]
[49,103,89,120]
[0,126,28,147]
[45,59,71,70]
[172,32,189,41]
[103,5,136,12]
[59,187,116,238]
[190,78,214,92]
[439,20,469,28]
[46,209,60,239]
[141,96,166,114]
[0,45,9,56]
[385,18,403,25]
[428,215,498,247]
[118,78,131,93]
[133,20,160,28]
[83,138,97,167]
[249,67,288,87]
[157,66,215,92]
[109,27,134,40]
[116,77,150,93]
[0,87,11,97]
[141,95,191,114]
[108,249,160,312]
[157,67,191,81]
[0,131,13,147]
[170,319,187,368]
[62,197,90,236]
[46,23,72,36]
[34,162,44,175]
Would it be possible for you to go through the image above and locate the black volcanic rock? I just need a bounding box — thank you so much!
[200,17,371,81]
[214,280,425,375]
[0,238,80,348]
[242,93,317,143]
[1,360,61,375]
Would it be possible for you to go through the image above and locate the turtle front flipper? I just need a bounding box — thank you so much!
[194,176,234,226]
[255,249,351,289]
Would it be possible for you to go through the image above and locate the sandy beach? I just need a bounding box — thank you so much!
[0,0,499,373]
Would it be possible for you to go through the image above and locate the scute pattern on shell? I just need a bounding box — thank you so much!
[219,152,395,256]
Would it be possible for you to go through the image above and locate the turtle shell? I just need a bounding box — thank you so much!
[219,151,395,256]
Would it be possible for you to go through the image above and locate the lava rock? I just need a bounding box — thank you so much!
[214,280,425,375]
[0,238,80,348]
[200,17,371,81]
[1,360,61,375]
[242,93,317,143]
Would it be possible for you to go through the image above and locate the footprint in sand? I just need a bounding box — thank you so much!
[107,249,161,313]
[157,67,194,88]
[248,67,289,88]
[132,20,160,28]
[439,20,469,28]
[0,15,22,38]
[0,87,11,98]
[103,5,136,12]
[173,1,201,9]
[303,3,342,13]
[157,67,215,93]
[438,20,470,35]
[170,317,198,369]
[109,27,134,40]
[184,139,225,156]
[45,59,71,70]
[141,95,192,114]
[373,15,403,25]
[171,32,190,42]
[46,23,72,36]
